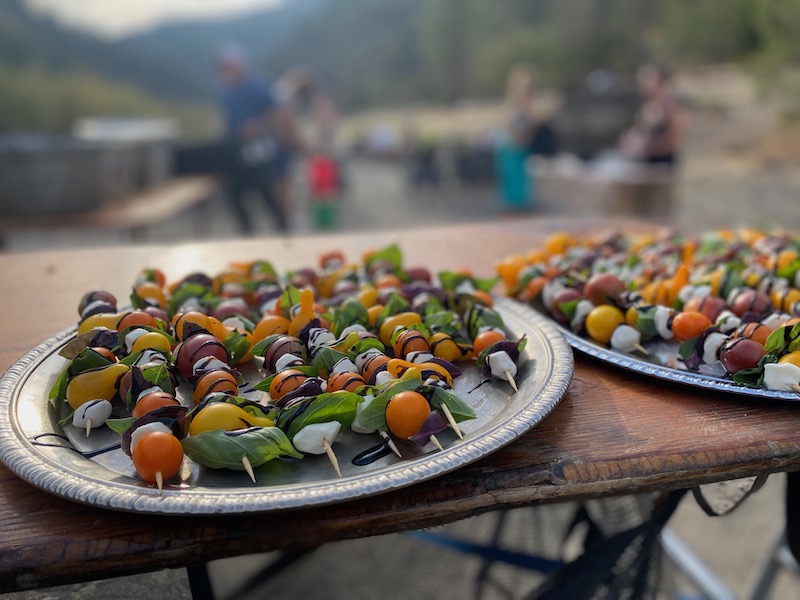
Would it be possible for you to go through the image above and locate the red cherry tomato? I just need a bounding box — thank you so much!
[132,431,184,483]
[385,391,430,439]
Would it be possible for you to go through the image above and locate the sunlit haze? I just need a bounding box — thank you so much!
[26,0,284,37]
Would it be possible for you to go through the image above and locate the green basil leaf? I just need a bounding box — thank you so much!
[167,283,210,317]
[557,299,580,321]
[280,391,362,439]
[279,285,302,319]
[310,346,348,372]
[224,330,251,365]
[429,387,476,423]
[141,363,176,394]
[765,326,793,356]
[182,427,302,470]
[677,337,699,361]
[332,297,369,337]
[376,293,410,328]
[347,338,386,361]
[106,417,137,435]
[365,243,403,273]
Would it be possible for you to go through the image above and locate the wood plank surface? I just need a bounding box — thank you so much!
[1,217,799,591]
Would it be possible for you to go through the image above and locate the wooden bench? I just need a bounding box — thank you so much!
[0,176,218,247]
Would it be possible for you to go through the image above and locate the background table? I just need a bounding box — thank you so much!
[1,218,799,592]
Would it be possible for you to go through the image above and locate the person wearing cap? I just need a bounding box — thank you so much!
[218,44,300,234]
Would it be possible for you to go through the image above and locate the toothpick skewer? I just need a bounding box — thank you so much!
[632,343,650,356]
[380,430,402,458]
[429,434,444,452]
[155,471,163,494]
[788,383,800,394]
[440,404,463,440]
[85,419,93,438]
[322,437,341,477]
[504,370,519,393]
[242,455,256,483]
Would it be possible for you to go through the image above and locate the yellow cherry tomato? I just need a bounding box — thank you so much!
[188,403,273,436]
[585,305,625,345]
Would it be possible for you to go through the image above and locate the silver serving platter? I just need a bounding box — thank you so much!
[0,298,573,514]
[555,322,800,401]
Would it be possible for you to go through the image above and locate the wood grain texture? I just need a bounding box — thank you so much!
[1,217,799,592]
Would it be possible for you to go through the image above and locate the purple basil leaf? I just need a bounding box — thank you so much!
[122,405,189,456]
[408,411,449,446]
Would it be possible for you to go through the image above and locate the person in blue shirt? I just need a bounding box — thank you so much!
[218,44,299,234]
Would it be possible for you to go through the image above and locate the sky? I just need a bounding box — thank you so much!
[26,0,283,38]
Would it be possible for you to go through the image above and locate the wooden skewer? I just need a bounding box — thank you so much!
[322,437,341,477]
[504,370,519,393]
[380,430,402,458]
[632,343,650,356]
[440,404,463,440]
[788,383,800,394]
[155,471,164,494]
[242,456,256,483]
[85,419,93,438]
[429,434,444,452]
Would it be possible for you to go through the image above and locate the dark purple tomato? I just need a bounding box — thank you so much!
[584,273,625,306]
[550,288,582,324]
[78,291,117,317]
[143,306,169,323]
[684,296,726,322]
[212,300,251,322]
[719,338,766,374]
[175,334,229,378]
[729,290,771,318]
[405,267,432,283]
[262,335,306,373]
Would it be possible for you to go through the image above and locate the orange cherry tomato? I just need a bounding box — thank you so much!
[374,274,403,289]
[252,315,291,342]
[671,311,712,343]
[472,330,506,355]
[392,329,431,358]
[133,392,181,418]
[319,250,345,269]
[117,311,157,332]
[327,371,367,393]
[135,282,167,308]
[269,369,308,400]
[193,370,239,404]
[470,290,494,308]
[132,431,184,483]
[732,322,771,346]
[172,311,210,341]
[523,276,548,302]
[385,391,431,439]
[361,353,390,382]
[137,268,166,288]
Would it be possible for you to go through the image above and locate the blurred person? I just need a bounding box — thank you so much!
[495,65,536,212]
[218,44,301,234]
[307,93,343,229]
[621,65,685,166]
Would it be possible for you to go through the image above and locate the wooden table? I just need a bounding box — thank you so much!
[1,217,799,592]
